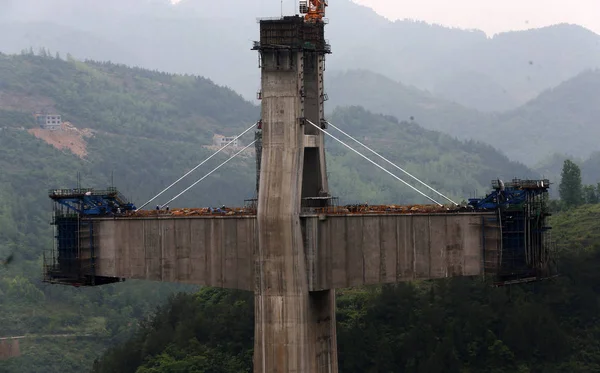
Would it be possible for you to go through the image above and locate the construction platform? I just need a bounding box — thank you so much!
[44,179,554,288]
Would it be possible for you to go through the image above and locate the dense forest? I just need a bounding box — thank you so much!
[0,52,596,372]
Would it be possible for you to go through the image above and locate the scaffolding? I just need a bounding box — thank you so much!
[253,15,331,54]
[44,187,135,286]
[469,179,555,284]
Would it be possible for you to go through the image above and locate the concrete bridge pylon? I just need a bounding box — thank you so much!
[253,16,336,373]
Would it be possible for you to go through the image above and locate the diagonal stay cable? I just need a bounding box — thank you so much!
[160,140,257,208]
[306,120,443,206]
[137,122,257,210]
[326,120,458,206]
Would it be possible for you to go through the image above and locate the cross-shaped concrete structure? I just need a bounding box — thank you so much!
[45,16,552,373]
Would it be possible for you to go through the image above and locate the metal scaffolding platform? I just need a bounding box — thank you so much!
[44,187,136,286]
[469,179,555,284]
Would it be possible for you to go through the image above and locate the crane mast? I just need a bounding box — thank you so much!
[299,0,327,22]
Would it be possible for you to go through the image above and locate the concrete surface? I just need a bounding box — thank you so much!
[302,213,499,291]
[87,212,498,293]
[93,217,256,291]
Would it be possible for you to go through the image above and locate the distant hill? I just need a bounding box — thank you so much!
[327,69,492,136]
[533,151,600,190]
[427,24,600,111]
[1,0,599,111]
[0,51,259,142]
[327,106,536,203]
[329,68,600,165]
[0,53,538,204]
[493,69,600,162]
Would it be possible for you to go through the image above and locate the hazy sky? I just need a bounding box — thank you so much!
[352,0,600,35]
[168,0,600,36]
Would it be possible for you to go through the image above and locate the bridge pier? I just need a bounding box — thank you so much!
[253,16,336,373]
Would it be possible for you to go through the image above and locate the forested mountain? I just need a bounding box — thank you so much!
[326,106,533,202]
[1,0,599,111]
[0,53,535,204]
[329,69,600,164]
[327,69,491,137]
[91,204,600,373]
[493,69,600,161]
[0,53,540,372]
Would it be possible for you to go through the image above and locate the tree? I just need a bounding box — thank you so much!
[583,185,599,204]
[559,159,583,208]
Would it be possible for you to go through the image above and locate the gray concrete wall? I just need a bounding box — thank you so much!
[91,217,256,291]
[87,212,498,293]
[302,213,498,291]
[255,44,321,372]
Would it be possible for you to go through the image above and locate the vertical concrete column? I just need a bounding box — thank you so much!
[254,17,337,373]
[302,46,338,373]
[302,51,329,197]
[255,43,314,372]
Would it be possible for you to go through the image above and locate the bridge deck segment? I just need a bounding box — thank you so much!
[84,211,498,292]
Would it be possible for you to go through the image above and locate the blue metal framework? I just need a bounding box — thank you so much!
[44,187,135,286]
[49,187,136,216]
[469,179,554,285]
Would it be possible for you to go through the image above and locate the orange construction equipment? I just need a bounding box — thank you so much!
[300,0,327,22]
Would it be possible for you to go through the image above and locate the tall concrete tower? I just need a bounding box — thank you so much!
[253,16,336,373]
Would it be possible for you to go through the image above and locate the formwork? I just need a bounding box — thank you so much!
[253,15,330,53]
[44,188,134,286]
[471,179,555,285]
[44,210,118,286]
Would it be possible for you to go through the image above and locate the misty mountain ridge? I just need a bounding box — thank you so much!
[329,68,600,165]
[493,68,600,161]
[0,0,598,112]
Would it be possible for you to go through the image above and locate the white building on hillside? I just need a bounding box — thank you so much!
[36,114,62,130]
[213,134,239,148]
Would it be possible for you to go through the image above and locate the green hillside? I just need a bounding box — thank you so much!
[327,106,534,203]
[0,53,538,205]
[92,204,600,373]
[551,204,600,253]
[0,53,539,372]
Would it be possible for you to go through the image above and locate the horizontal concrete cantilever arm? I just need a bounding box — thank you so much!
[89,212,499,291]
